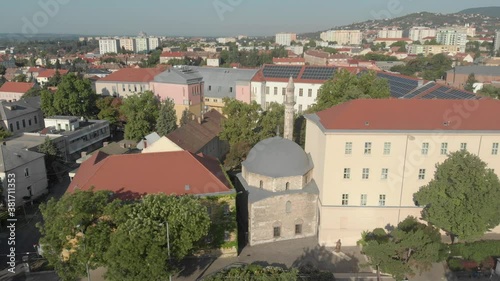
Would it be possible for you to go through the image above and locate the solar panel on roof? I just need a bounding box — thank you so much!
[377,73,419,98]
[262,65,302,79]
[301,67,337,80]
[402,82,436,99]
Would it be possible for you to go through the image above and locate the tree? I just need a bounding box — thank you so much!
[219,98,262,147]
[390,41,408,52]
[13,74,27,82]
[105,194,210,281]
[478,85,500,99]
[0,127,12,141]
[223,141,252,170]
[46,73,97,117]
[156,98,178,136]
[204,264,299,281]
[96,96,123,131]
[362,216,446,281]
[22,87,42,99]
[46,70,62,87]
[179,108,193,127]
[424,39,439,45]
[54,59,61,70]
[121,91,160,141]
[257,102,284,140]
[464,73,478,92]
[414,150,500,242]
[312,69,390,112]
[37,190,117,281]
[0,65,6,76]
[37,137,60,183]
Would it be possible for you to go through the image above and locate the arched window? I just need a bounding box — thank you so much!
[259,180,263,189]
[285,182,290,190]
[286,201,292,213]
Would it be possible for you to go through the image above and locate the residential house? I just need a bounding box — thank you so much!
[95,67,165,97]
[136,132,161,150]
[0,97,45,135]
[0,145,48,206]
[159,52,186,64]
[0,82,35,101]
[36,69,69,87]
[272,58,306,65]
[304,99,500,246]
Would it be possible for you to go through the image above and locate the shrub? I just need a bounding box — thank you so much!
[450,240,500,263]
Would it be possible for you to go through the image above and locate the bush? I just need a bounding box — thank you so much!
[450,240,500,263]
[447,258,464,271]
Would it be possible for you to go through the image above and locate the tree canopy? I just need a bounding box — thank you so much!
[121,91,160,141]
[156,98,178,136]
[414,150,500,242]
[361,216,446,281]
[21,87,42,99]
[390,54,452,81]
[96,96,123,129]
[478,85,500,99]
[464,73,477,92]
[311,69,391,112]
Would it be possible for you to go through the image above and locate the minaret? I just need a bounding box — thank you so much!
[284,76,295,141]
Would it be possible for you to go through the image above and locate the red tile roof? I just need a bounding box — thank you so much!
[98,67,165,83]
[37,69,69,78]
[314,99,500,131]
[67,151,232,200]
[0,82,34,93]
[27,67,45,73]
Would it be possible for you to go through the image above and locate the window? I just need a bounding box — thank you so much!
[259,180,263,189]
[34,116,38,124]
[286,201,291,213]
[295,224,302,235]
[345,142,352,155]
[383,142,391,155]
[16,121,19,130]
[460,143,467,151]
[27,119,32,126]
[364,142,372,155]
[285,182,290,190]
[24,168,29,177]
[360,194,367,206]
[379,195,386,206]
[422,142,429,155]
[205,98,210,102]
[418,169,426,180]
[381,168,388,180]
[22,119,26,128]
[308,89,312,97]
[342,194,349,206]
[282,87,286,95]
[266,86,269,95]
[440,143,450,155]
[273,226,281,238]
[299,88,303,96]
[207,85,211,91]
[229,87,233,93]
[493,143,499,155]
[134,85,137,92]
[274,87,278,95]
[9,123,13,132]
[362,168,370,180]
[122,85,126,91]
[343,168,351,179]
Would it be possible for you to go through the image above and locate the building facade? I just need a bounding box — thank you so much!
[408,44,466,55]
[275,33,297,46]
[148,37,160,50]
[99,39,120,55]
[119,38,136,53]
[377,28,403,39]
[95,67,165,97]
[495,30,500,54]
[320,30,362,45]
[304,99,500,246]
[436,29,468,46]
[135,37,149,53]
[409,27,437,42]
[0,82,35,101]
[0,98,45,135]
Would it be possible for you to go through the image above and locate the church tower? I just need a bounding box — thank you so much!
[284,76,295,141]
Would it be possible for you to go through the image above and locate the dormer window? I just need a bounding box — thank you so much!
[24,168,29,177]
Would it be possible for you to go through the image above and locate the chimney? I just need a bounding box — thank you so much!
[81,151,87,158]
[418,79,424,87]
[143,138,147,149]
[103,142,109,147]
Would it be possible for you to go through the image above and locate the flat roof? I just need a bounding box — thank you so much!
[3,134,63,150]
[46,116,79,121]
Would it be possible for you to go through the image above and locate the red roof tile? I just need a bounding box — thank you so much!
[0,82,34,93]
[314,99,500,131]
[98,67,165,83]
[37,69,69,78]
[67,151,232,200]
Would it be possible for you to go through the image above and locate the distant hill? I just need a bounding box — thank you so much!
[458,7,500,18]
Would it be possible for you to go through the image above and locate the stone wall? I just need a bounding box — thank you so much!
[243,168,307,192]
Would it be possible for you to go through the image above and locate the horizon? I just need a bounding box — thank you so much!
[1,1,499,38]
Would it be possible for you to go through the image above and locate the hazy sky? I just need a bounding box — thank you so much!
[2,0,499,37]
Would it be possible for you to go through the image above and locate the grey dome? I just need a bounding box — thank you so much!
[243,137,312,178]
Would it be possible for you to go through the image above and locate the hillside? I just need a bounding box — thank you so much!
[459,7,500,18]
[301,11,500,39]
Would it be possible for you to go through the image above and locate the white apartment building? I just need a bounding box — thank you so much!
[320,30,362,45]
[148,37,161,50]
[216,37,237,44]
[377,28,403,39]
[436,29,468,46]
[304,98,500,246]
[135,37,149,53]
[119,38,136,52]
[99,39,120,55]
[409,27,437,42]
[408,44,466,55]
[275,33,297,46]
[495,30,500,54]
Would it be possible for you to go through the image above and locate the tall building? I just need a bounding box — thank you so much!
[320,30,362,45]
[409,27,437,42]
[377,28,403,39]
[275,33,297,46]
[119,38,136,53]
[135,37,149,53]
[148,37,160,51]
[495,30,500,54]
[98,39,120,54]
[436,28,468,46]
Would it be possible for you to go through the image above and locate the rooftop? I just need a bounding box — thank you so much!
[68,151,233,200]
[0,82,35,94]
[98,67,165,83]
[0,97,41,120]
[3,134,62,151]
[37,69,69,78]
[308,99,500,132]
[153,67,203,85]
[447,66,500,76]
[0,145,45,172]
[190,66,258,99]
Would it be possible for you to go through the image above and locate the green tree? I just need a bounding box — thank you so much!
[13,74,27,82]
[0,127,12,141]
[121,91,160,141]
[464,73,478,92]
[105,194,210,281]
[48,73,97,117]
[219,98,262,146]
[40,89,57,117]
[414,150,500,242]
[257,102,284,140]
[0,65,6,76]
[46,70,62,87]
[54,59,61,70]
[156,98,178,136]
[37,190,117,281]
[22,87,42,99]
[96,96,122,130]
[478,85,500,98]
[312,69,390,112]
[204,264,300,281]
[424,39,439,45]
[180,108,193,127]
[390,41,408,52]
[37,137,60,183]
[362,216,446,281]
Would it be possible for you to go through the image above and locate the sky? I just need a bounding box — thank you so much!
[1,0,499,37]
